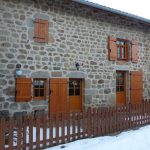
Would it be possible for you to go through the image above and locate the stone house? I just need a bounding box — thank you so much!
[0,0,150,116]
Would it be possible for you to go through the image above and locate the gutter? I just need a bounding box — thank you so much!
[73,0,150,24]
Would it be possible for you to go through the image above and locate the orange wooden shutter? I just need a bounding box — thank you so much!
[108,36,117,60]
[34,18,49,43]
[131,40,138,63]
[130,71,142,104]
[16,78,32,102]
[49,78,68,114]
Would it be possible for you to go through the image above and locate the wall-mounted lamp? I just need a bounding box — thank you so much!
[16,64,22,76]
[75,62,80,71]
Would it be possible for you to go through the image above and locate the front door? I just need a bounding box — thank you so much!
[69,79,83,112]
[116,71,126,105]
[49,78,68,114]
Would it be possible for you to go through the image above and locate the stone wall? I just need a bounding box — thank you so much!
[0,0,150,115]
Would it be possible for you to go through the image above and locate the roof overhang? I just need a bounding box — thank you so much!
[73,0,150,24]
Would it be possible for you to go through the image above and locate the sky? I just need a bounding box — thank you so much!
[88,0,150,20]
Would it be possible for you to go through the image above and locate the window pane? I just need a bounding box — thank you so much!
[120,86,124,91]
[69,79,81,96]
[122,47,124,58]
[116,86,119,92]
[40,80,44,84]
[124,48,126,58]
[39,80,44,88]
[119,79,124,85]
[75,81,80,88]
[119,73,123,78]
[34,80,39,88]
[121,41,124,45]
[40,89,44,96]
[117,47,120,58]
[75,88,80,96]
[69,89,74,96]
[116,40,128,60]
[34,89,39,97]
[33,79,46,99]
[116,79,119,85]
[69,81,74,88]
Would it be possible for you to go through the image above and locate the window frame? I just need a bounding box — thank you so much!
[116,38,129,61]
[116,71,126,93]
[69,79,82,96]
[33,78,47,100]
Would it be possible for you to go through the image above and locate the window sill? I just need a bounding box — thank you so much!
[117,59,128,61]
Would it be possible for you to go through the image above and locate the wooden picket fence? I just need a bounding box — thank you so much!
[1,101,150,150]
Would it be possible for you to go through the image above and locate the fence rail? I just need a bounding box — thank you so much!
[0,101,150,150]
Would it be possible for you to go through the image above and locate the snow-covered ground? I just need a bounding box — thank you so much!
[44,125,150,150]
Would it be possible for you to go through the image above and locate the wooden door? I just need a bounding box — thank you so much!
[69,79,83,112]
[116,71,126,105]
[49,78,68,114]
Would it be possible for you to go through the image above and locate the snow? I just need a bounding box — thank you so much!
[44,125,150,150]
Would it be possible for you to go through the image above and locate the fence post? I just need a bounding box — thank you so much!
[101,108,105,135]
[43,113,47,147]
[148,101,150,124]
[146,101,148,125]
[36,112,40,149]
[143,102,145,125]
[82,111,86,138]
[56,113,59,145]
[29,114,33,150]
[97,108,101,136]
[128,103,131,128]
[67,112,70,143]
[0,117,5,150]
[22,115,27,150]
[77,112,81,139]
[115,106,118,132]
[61,112,65,144]
[105,107,109,134]
[17,115,22,150]
[87,108,91,137]
[112,106,116,133]
[93,108,97,137]
[139,103,142,127]
[9,116,14,150]
[71,112,75,141]
[49,113,53,147]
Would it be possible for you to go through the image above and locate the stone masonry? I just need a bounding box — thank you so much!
[0,0,150,115]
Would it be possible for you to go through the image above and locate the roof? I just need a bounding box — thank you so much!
[73,0,150,24]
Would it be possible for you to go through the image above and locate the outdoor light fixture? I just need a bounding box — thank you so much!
[75,62,80,71]
[16,64,22,76]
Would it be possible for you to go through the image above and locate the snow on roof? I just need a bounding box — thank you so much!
[73,0,150,24]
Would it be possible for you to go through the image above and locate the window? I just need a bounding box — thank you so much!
[33,79,46,100]
[69,79,81,96]
[108,36,138,62]
[116,72,125,92]
[116,39,128,60]
[34,18,49,43]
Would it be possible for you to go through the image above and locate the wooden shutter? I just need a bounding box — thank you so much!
[130,71,142,104]
[108,36,117,60]
[49,78,68,114]
[34,18,49,43]
[16,78,32,102]
[131,40,138,63]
